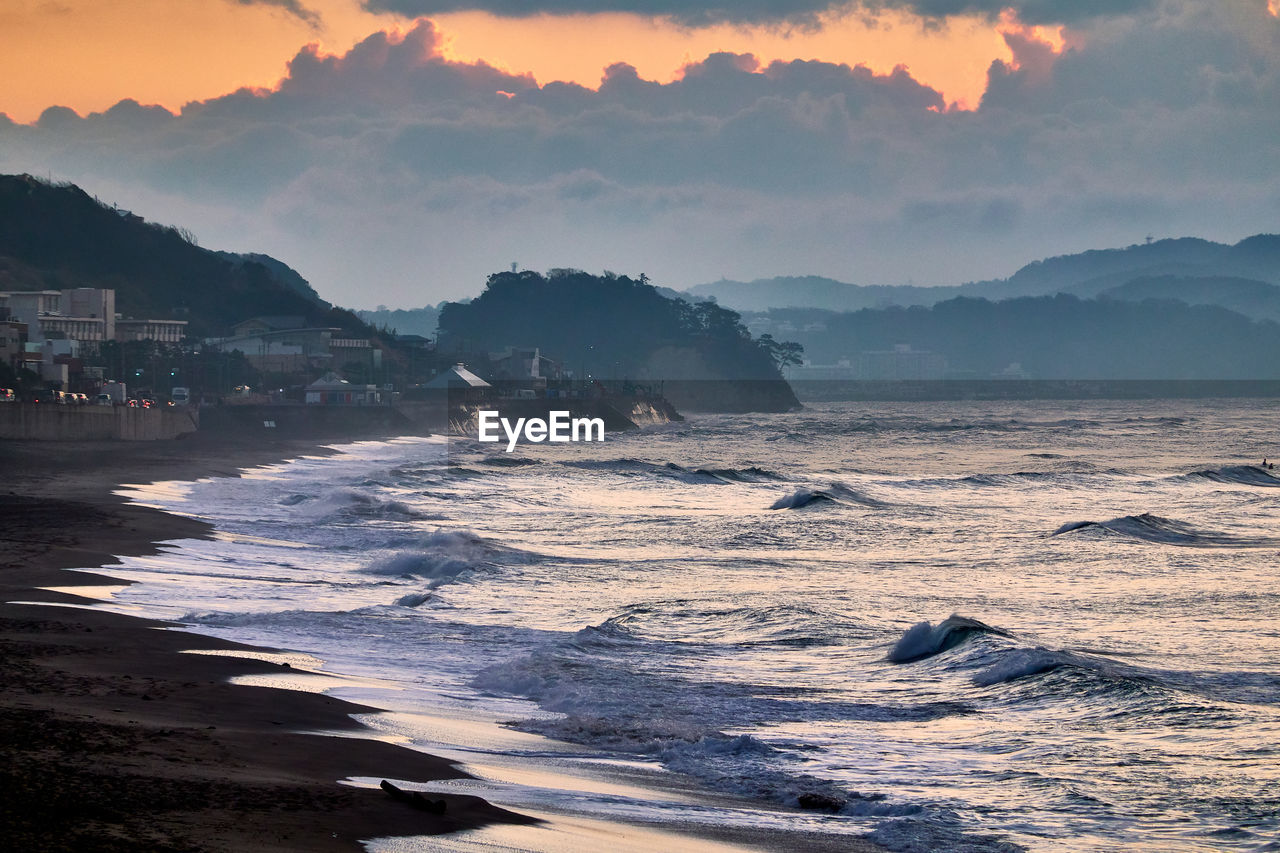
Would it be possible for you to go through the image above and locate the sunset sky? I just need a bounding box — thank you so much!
[1,0,1277,306]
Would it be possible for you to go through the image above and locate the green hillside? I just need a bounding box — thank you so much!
[0,174,364,338]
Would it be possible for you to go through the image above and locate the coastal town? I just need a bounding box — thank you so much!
[0,281,685,441]
[0,173,799,440]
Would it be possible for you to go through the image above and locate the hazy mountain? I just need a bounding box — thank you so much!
[689,235,1280,313]
[757,295,1280,379]
[687,276,956,312]
[0,173,364,337]
[1100,275,1280,322]
[356,304,442,338]
[963,235,1280,301]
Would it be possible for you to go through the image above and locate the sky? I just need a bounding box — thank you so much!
[1,0,1278,307]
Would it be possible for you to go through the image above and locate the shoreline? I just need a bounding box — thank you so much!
[1,432,885,853]
[0,433,534,852]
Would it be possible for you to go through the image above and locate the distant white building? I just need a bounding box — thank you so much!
[856,344,947,380]
[0,288,115,342]
[115,318,188,343]
[0,287,190,345]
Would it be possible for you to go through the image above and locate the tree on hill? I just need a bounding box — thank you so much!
[0,173,366,338]
[437,269,798,386]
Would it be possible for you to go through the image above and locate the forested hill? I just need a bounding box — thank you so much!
[689,234,1280,313]
[438,269,800,410]
[0,174,365,337]
[965,235,1280,302]
[757,294,1280,379]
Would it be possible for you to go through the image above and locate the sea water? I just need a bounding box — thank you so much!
[104,400,1280,851]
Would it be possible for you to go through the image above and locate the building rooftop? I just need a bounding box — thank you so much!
[424,363,491,389]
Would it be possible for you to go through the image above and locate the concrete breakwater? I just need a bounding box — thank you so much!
[0,404,199,441]
[0,396,680,442]
[193,396,681,441]
[399,396,682,437]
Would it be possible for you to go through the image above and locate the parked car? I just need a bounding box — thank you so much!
[0,388,15,403]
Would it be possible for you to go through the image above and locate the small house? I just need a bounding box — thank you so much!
[305,372,379,405]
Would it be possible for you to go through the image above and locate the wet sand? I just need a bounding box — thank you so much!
[0,434,533,852]
[0,433,883,853]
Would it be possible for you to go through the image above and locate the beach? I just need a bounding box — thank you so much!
[0,433,883,853]
[7,400,1276,853]
[0,434,533,852]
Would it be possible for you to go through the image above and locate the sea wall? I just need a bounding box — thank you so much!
[0,397,681,443]
[197,403,422,439]
[396,396,681,437]
[0,404,199,441]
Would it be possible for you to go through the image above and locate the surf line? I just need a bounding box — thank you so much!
[478,410,605,452]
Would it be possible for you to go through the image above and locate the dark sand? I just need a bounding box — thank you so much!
[1,433,885,853]
[0,434,534,852]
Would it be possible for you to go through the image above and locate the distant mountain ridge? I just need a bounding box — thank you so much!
[686,276,955,312]
[0,173,362,337]
[757,294,1280,380]
[1100,275,1280,322]
[966,235,1280,301]
[356,304,442,338]
[689,235,1280,313]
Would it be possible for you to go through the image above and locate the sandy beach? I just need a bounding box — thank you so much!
[0,434,534,852]
[1,433,890,853]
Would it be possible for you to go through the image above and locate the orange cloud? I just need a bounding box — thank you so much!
[430,9,1006,110]
[0,1,1009,123]
[994,9,1065,84]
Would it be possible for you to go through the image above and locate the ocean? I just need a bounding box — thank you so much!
[102,399,1280,852]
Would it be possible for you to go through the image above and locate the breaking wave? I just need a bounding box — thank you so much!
[392,591,433,607]
[971,647,1086,687]
[685,465,787,483]
[888,615,1011,663]
[361,529,533,587]
[480,455,541,467]
[283,487,422,518]
[770,483,888,510]
[1051,514,1276,547]
[560,458,785,484]
[1184,465,1280,487]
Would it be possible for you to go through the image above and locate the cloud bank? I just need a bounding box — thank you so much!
[1,0,1277,307]
[360,0,1158,26]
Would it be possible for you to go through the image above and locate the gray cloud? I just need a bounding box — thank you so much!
[983,2,1280,112]
[359,0,1156,26]
[864,0,1158,25]
[1,1,1276,306]
[231,0,322,27]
